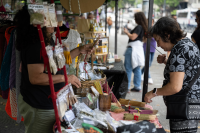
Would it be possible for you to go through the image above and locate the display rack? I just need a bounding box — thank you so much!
[36,2,69,131]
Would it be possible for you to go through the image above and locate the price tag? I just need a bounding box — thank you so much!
[47,50,53,58]
[49,8,55,13]
[28,4,44,12]
[44,7,48,13]
[54,48,60,55]
[59,47,64,53]
[83,119,95,125]
[56,11,62,15]
[77,37,82,44]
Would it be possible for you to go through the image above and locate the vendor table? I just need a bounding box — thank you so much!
[99,61,166,133]
[101,61,128,100]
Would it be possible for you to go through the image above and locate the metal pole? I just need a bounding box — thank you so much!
[105,1,108,36]
[163,0,166,16]
[122,8,124,34]
[119,9,120,29]
[142,0,154,102]
[115,0,118,54]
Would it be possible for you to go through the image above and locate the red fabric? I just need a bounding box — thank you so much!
[55,31,69,38]
[5,26,15,45]
[5,89,24,121]
[0,0,6,18]
[134,115,139,121]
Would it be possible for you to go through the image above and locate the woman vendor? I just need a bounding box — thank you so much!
[15,7,93,133]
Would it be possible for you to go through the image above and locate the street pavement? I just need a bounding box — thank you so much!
[108,27,199,132]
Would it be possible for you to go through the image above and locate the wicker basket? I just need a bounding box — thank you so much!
[73,73,106,97]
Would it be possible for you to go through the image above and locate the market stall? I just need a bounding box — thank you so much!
[0,0,166,132]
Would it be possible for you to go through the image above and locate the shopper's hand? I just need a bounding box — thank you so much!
[144,90,155,103]
[124,28,129,34]
[79,44,94,55]
[68,75,81,88]
[157,54,166,64]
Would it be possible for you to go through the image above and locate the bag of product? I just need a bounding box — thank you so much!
[48,4,57,27]
[28,4,44,25]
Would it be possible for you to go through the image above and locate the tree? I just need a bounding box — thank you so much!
[108,0,125,10]
[154,0,181,16]
[154,0,181,8]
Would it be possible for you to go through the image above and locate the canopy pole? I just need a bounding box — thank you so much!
[105,1,108,36]
[142,0,154,102]
[115,0,118,54]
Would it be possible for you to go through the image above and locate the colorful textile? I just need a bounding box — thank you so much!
[0,28,15,91]
[5,26,15,45]
[5,90,24,121]
[9,30,16,89]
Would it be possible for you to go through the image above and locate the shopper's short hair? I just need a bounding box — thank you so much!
[150,17,186,44]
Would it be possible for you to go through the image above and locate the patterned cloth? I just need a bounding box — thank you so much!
[16,48,22,123]
[163,38,200,132]
[0,28,15,91]
[9,30,16,89]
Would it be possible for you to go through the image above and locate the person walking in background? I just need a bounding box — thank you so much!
[107,17,113,35]
[141,19,156,84]
[124,12,148,93]
[87,12,94,19]
[171,14,181,29]
[191,10,200,49]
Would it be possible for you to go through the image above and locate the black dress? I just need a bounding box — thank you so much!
[163,38,200,133]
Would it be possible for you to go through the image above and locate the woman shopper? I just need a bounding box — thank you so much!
[107,17,113,35]
[192,10,200,49]
[16,8,93,133]
[144,17,200,133]
[141,19,156,84]
[124,12,147,92]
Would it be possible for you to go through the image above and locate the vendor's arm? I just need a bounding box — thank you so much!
[144,72,184,103]
[70,43,93,59]
[28,64,65,85]
[28,65,81,88]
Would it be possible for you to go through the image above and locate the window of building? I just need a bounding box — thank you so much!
[178,13,188,18]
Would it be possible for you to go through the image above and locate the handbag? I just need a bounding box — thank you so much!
[166,67,200,119]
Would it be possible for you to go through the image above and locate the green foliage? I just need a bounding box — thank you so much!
[171,10,177,15]
[108,0,125,9]
[154,0,181,8]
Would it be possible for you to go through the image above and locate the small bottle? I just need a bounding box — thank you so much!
[98,40,103,54]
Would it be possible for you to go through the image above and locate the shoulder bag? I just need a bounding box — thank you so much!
[166,67,200,119]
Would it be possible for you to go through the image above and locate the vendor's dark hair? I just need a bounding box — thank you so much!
[150,17,186,44]
[196,10,200,30]
[15,7,50,51]
[134,12,148,33]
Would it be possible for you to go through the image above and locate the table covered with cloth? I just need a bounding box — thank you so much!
[101,61,128,100]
